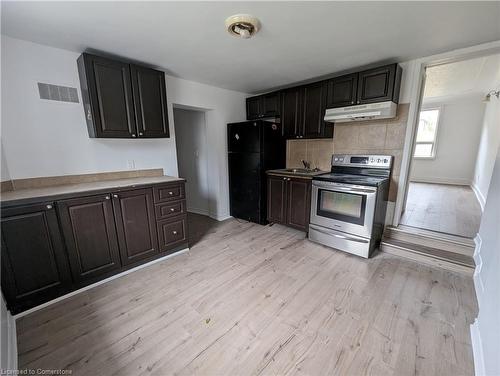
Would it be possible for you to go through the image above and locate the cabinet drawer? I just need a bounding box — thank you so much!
[157,215,188,252]
[153,183,185,203]
[155,200,186,220]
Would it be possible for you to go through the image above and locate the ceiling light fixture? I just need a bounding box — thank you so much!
[225,14,261,39]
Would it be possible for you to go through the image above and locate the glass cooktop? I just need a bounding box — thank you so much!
[313,173,389,187]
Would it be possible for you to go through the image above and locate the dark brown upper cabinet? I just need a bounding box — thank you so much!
[57,194,122,286]
[112,188,159,266]
[131,65,170,138]
[326,73,358,108]
[78,53,169,139]
[301,81,332,139]
[1,203,72,313]
[357,64,402,105]
[280,83,332,140]
[246,91,281,120]
[281,87,302,138]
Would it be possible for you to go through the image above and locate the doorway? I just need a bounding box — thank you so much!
[173,106,210,217]
[401,53,500,238]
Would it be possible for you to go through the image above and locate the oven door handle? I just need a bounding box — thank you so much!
[312,182,376,195]
[309,225,370,243]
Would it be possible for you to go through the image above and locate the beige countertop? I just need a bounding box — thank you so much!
[266,168,327,179]
[1,175,184,206]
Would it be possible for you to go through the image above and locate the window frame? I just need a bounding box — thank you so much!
[413,106,441,160]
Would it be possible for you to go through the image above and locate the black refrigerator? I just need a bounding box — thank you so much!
[228,120,286,224]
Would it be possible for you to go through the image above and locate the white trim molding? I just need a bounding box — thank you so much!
[470,319,486,376]
[471,183,486,212]
[409,177,472,186]
[14,248,189,319]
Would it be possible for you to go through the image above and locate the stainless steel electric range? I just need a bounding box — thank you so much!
[308,154,393,258]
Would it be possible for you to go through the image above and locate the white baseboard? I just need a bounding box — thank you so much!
[14,248,189,319]
[187,208,231,222]
[187,207,210,216]
[410,177,471,186]
[470,319,485,376]
[471,183,486,212]
[7,308,17,371]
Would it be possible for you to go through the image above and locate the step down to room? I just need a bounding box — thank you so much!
[381,226,476,275]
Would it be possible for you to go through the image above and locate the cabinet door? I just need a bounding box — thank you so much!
[357,64,397,105]
[267,176,287,224]
[326,73,358,108]
[262,92,281,117]
[58,194,122,284]
[1,203,72,313]
[286,178,311,231]
[131,65,170,138]
[82,53,136,138]
[246,96,262,120]
[112,188,158,266]
[302,82,328,139]
[281,88,302,139]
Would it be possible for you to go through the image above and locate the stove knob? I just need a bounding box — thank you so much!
[334,157,338,161]
[384,158,388,163]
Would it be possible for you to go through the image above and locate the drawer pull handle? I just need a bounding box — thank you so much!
[168,191,174,195]
[105,196,110,200]
[46,204,53,209]
[113,194,119,198]
[170,208,175,212]
[172,230,178,235]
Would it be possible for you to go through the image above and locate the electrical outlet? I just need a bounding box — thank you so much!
[127,160,136,170]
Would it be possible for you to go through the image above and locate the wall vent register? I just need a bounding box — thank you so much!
[38,82,79,103]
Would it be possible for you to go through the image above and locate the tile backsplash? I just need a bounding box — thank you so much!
[286,103,409,202]
[286,139,334,171]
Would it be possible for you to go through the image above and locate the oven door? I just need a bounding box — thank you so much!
[310,180,377,238]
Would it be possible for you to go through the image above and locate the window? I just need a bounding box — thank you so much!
[414,108,440,158]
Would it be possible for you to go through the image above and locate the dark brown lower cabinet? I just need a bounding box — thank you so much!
[1,203,72,313]
[267,175,311,232]
[1,180,188,313]
[58,194,122,285]
[286,178,312,231]
[113,188,158,266]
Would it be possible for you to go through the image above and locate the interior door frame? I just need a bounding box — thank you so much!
[393,40,500,227]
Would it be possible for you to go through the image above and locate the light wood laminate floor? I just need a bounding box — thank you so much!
[17,214,478,375]
[401,182,482,238]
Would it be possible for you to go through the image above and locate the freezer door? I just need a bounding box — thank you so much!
[228,121,261,153]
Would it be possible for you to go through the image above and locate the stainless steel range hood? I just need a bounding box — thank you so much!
[324,101,397,123]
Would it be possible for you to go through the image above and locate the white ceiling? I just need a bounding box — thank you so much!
[2,1,500,94]
[424,54,500,99]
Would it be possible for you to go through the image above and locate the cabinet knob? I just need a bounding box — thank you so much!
[139,132,143,136]
[87,109,92,120]
[283,177,287,180]
[105,196,110,200]
[357,101,360,104]
[287,178,291,181]
[113,194,119,198]
[170,208,175,212]
[172,230,178,235]
[168,191,174,195]
[132,134,136,138]
[46,204,53,209]
[351,101,354,104]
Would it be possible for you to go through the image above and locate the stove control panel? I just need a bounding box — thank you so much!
[332,154,392,169]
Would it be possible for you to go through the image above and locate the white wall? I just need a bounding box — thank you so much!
[471,143,500,376]
[1,35,248,219]
[473,88,500,208]
[410,94,485,185]
[173,108,210,216]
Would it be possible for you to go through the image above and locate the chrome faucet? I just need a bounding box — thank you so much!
[301,160,311,170]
